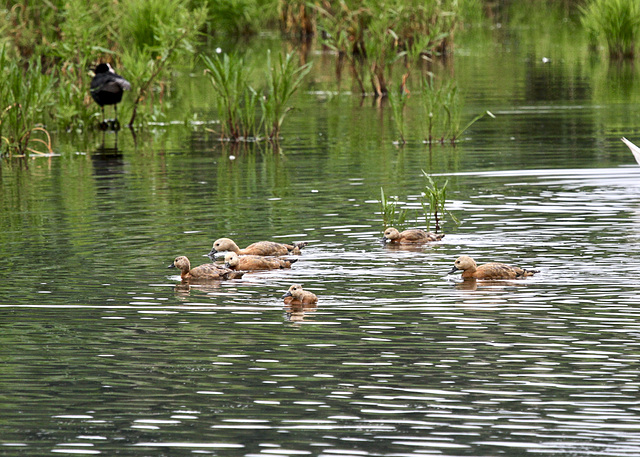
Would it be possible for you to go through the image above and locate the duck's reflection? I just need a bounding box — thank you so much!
[284,301,318,322]
[453,279,532,292]
[173,279,226,297]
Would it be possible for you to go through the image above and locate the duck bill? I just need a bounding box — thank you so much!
[207,249,217,259]
[167,262,176,269]
[381,236,389,243]
[224,262,232,269]
[448,266,460,275]
[282,291,293,298]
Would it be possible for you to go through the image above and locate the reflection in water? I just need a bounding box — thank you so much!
[284,301,318,322]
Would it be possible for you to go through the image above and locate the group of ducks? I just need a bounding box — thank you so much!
[382,227,539,279]
[167,238,316,305]
[169,227,541,305]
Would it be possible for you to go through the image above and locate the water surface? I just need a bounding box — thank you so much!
[2,13,640,457]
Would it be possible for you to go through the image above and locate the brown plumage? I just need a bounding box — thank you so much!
[282,284,318,305]
[208,237,307,257]
[382,227,444,244]
[224,252,297,271]
[448,255,539,280]
[168,256,244,281]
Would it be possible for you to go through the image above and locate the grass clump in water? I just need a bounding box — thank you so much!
[421,74,494,144]
[379,187,409,229]
[580,0,640,59]
[203,50,311,142]
[420,172,458,234]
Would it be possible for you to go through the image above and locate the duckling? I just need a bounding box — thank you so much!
[168,256,244,281]
[448,255,539,280]
[621,137,640,165]
[382,227,444,244]
[224,252,297,271]
[90,63,131,126]
[208,237,307,257]
[282,284,318,305]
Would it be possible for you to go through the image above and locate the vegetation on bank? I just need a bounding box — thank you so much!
[4,0,637,157]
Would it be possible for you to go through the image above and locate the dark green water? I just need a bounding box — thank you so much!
[3,12,640,457]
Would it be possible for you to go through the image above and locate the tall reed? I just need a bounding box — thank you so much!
[261,51,312,140]
[580,0,640,59]
[316,0,460,97]
[203,50,311,142]
[202,52,256,139]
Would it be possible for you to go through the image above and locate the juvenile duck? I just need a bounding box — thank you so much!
[382,227,444,244]
[282,284,318,305]
[448,255,539,280]
[224,252,297,271]
[168,256,244,281]
[208,237,307,257]
[90,63,131,124]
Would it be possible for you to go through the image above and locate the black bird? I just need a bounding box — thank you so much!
[90,63,131,127]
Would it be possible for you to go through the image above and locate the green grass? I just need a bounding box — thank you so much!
[379,187,409,229]
[420,172,458,233]
[0,49,55,158]
[580,0,640,59]
[203,50,311,142]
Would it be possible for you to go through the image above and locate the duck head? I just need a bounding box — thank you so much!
[382,227,400,242]
[448,255,476,275]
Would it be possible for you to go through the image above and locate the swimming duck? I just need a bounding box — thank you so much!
[448,255,538,280]
[168,256,244,280]
[621,137,640,165]
[223,252,297,271]
[282,284,318,305]
[208,237,307,257]
[90,63,131,125]
[382,227,444,244]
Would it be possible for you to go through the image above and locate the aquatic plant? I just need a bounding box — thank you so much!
[202,52,257,139]
[421,74,494,143]
[316,0,460,97]
[0,49,55,158]
[203,50,311,141]
[387,78,409,144]
[420,172,458,233]
[261,51,313,140]
[380,187,409,229]
[580,0,640,59]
